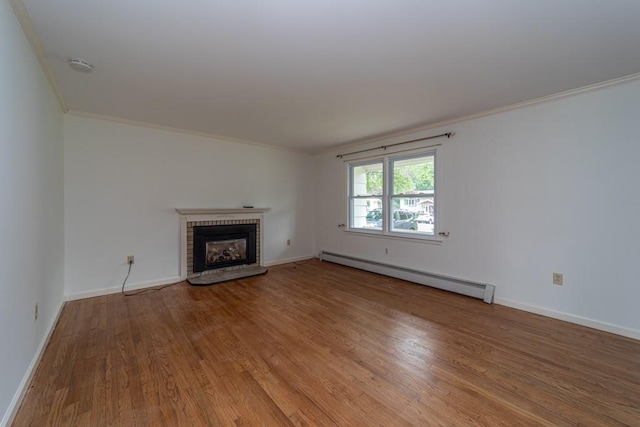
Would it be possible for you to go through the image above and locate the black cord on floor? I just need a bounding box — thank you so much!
[121,261,133,294]
[122,281,182,297]
[120,261,182,296]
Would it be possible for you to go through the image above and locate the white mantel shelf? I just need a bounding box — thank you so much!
[176,208,271,215]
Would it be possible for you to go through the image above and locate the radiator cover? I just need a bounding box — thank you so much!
[320,251,495,304]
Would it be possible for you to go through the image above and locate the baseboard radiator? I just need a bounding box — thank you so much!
[320,251,495,304]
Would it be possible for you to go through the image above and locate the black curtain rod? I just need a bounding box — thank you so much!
[336,132,454,159]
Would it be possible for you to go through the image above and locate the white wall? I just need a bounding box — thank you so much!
[0,2,65,425]
[316,78,640,337]
[64,115,316,297]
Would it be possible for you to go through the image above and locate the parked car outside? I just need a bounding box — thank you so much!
[390,210,418,230]
[366,209,383,227]
[416,213,434,224]
[368,209,418,230]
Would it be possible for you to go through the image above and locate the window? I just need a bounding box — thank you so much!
[348,151,436,237]
[349,160,383,231]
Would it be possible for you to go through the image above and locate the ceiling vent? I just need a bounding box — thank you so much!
[68,57,94,72]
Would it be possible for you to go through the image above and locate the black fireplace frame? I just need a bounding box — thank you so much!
[193,224,257,273]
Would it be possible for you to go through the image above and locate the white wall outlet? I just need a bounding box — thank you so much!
[385,248,389,254]
[127,255,135,264]
[553,272,563,286]
[287,239,291,246]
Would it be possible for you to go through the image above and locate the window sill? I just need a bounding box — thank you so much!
[344,229,443,245]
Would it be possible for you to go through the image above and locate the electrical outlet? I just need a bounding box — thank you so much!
[385,248,389,254]
[287,239,291,246]
[127,255,135,264]
[553,272,563,286]
[34,303,38,321]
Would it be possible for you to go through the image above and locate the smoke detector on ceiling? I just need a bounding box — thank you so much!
[68,57,94,73]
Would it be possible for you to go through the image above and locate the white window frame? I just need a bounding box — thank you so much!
[347,149,439,241]
[347,159,385,233]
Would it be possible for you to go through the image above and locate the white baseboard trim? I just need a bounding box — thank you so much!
[495,297,640,341]
[264,255,316,267]
[65,276,182,301]
[1,300,65,427]
[64,257,317,301]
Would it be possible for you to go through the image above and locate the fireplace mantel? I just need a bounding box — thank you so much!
[176,208,270,215]
[177,208,270,281]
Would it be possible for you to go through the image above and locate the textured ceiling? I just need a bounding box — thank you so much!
[18,0,640,152]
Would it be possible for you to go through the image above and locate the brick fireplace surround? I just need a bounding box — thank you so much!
[176,208,270,282]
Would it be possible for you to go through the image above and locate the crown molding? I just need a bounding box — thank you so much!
[313,72,640,156]
[65,110,310,155]
[9,0,68,112]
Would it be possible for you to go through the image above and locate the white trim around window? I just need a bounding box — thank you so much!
[347,149,439,241]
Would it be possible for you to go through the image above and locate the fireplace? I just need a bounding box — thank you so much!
[176,208,270,285]
[193,224,257,273]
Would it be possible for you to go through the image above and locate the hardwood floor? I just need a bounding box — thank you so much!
[13,260,640,426]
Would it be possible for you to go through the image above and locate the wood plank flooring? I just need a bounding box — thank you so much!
[13,260,640,426]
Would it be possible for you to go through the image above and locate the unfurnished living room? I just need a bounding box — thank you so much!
[2,0,640,425]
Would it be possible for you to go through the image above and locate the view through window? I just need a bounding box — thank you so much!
[349,151,435,237]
